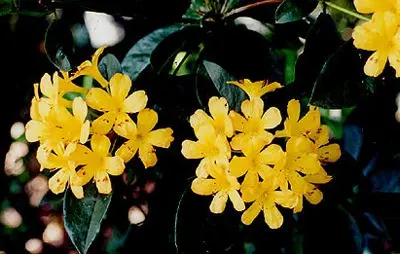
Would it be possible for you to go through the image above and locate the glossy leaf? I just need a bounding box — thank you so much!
[310,41,375,108]
[0,0,12,16]
[64,184,112,254]
[203,60,246,111]
[343,124,363,161]
[275,0,318,24]
[294,13,342,96]
[44,19,76,71]
[121,24,190,81]
[99,53,122,80]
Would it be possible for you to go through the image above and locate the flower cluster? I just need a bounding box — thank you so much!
[26,47,174,199]
[181,79,341,229]
[352,0,400,77]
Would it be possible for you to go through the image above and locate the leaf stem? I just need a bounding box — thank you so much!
[224,0,283,19]
[323,1,370,21]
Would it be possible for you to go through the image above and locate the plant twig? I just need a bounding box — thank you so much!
[324,1,370,21]
[224,0,283,19]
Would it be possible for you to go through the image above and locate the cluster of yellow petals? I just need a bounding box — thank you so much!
[352,0,400,77]
[181,79,341,229]
[26,46,174,199]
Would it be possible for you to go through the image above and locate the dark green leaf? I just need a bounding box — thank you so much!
[0,0,12,16]
[174,186,244,254]
[44,20,76,71]
[275,0,318,24]
[121,24,190,81]
[226,0,241,10]
[183,0,206,19]
[64,184,112,254]
[294,13,342,96]
[343,124,363,161]
[99,53,122,80]
[310,41,375,108]
[203,60,247,111]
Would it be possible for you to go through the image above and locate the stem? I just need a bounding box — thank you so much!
[224,0,283,19]
[324,1,370,21]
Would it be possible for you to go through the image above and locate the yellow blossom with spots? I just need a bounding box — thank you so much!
[72,46,109,87]
[72,134,125,194]
[229,97,282,150]
[36,143,83,199]
[114,109,174,168]
[275,99,320,139]
[25,97,90,153]
[240,178,297,229]
[229,144,283,190]
[36,72,74,108]
[227,79,282,100]
[182,124,231,178]
[191,164,245,214]
[190,96,233,137]
[86,73,148,135]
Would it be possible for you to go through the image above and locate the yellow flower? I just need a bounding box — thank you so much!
[275,99,320,139]
[229,144,283,190]
[72,134,125,194]
[114,109,174,167]
[26,97,90,152]
[227,79,282,100]
[353,0,396,14]
[240,178,297,229]
[288,172,324,213]
[37,72,73,108]
[59,70,88,95]
[36,143,84,199]
[229,97,281,150]
[352,11,400,77]
[190,96,233,137]
[308,125,341,164]
[86,73,148,135]
[181,124,231,178]
[191,164,245,214]
[73,46,109,88]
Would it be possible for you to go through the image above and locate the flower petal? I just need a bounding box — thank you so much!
[364,50,388,77]
[190,109,212,131]
[91,112,117,135]
[25,120,46,142]
[209,191,228,214]
[116,139,139,163]
[91,134,111,157]
[86,87,117,112]
[137,108,158,133]
[286,136,313,154]
[228,190,245,211]
[318,144,341,163]
[80,120,90,144]
[72,97,88,123]
[95,171,112,194]
[139,143,157,168]
[229,156,249,177]
[73,165,94,186]
[241,98,263,119]
[287,99,300,122]
[260,144,284,165]
[305,187,323,205]
[148,128,174,148]
[242,172,260,190]
[353,0,393,14]
[181,140,203,159]
[71,185,84,199]
[191,178,216,195]
[261,107,282,129]
[195,159,213,178]
[48,168,69,194]
[110,73,132,103]
[263,203,283,229]
[105,156,125,176]
[273,190,297,208]
[304,171,332,184]
[114,113,137,139]
[241,200,262,225]
[123,90,148,113]
[229,110,246,132]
